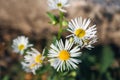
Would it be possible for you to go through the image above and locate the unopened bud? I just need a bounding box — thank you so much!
[52,20,57,25]
[70,71,77,77]
[62,20,68,26]
[69,37,74,43]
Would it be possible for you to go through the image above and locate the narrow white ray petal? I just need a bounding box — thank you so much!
[84,19,91,29]
[70,58,81,64]
[59,8,67,13]
[31,48,40,54]
[50,44,59,52]
[70,52,82,57]
[68,60,78,69]
[70,46,80,53]
[66,34,74,38]
[82,18,87,27]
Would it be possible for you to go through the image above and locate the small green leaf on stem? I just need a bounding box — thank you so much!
[47,12,58,25]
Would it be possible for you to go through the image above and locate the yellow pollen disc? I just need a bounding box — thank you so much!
[35,54,42,63]
[58,50,70,61]
[30,63,36,69]
[75,29,86,38]
[18,44,25,50]
[57,3,62,7]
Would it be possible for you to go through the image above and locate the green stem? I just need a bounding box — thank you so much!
[58,11,63,40]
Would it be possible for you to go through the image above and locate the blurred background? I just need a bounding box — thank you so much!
[0,0,120,80]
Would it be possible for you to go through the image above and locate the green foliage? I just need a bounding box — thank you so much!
[2,75,9,80]
[52,36,58,45]
[99,46,114,74]
[47,70,77,80]
[76,45,115,80]
[31,45,116,80]
[106,72,113,80]
[47,12,58,25]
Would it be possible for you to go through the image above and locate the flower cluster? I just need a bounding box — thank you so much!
[21,48,45,74]
[67,17,97,49]
[12,0,97,75]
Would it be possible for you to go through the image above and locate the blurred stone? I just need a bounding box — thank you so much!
[25,73,33,80]
[41,73,48,80]
[112,59,119,68]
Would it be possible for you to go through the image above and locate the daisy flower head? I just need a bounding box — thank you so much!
[21,48,45,75]
[67,17,97,49]
[12,36,33,54]
[48,0,70,12]
[81,36,98,50]
[48,39,81,71]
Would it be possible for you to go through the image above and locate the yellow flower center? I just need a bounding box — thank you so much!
[30,63,36,69]
[75,29,86,38]
[18,44,25,50]
[35,54,42,63]
[57,3,62,8]
[58,50,70,61]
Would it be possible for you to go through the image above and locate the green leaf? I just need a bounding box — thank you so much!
[2,75,9,80]
[106,72,113,80]
[99,46,114,74]
[47,12,58,25]
[52,36,57,44]
[43,48,49,56]
[88,56,96,64]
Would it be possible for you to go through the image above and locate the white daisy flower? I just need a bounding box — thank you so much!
[48,0,70,12]
[21,48,45,75]
[12,36,33,54]
[81,36,98,50]
[48,39,81,71]
[67,17,97,49]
